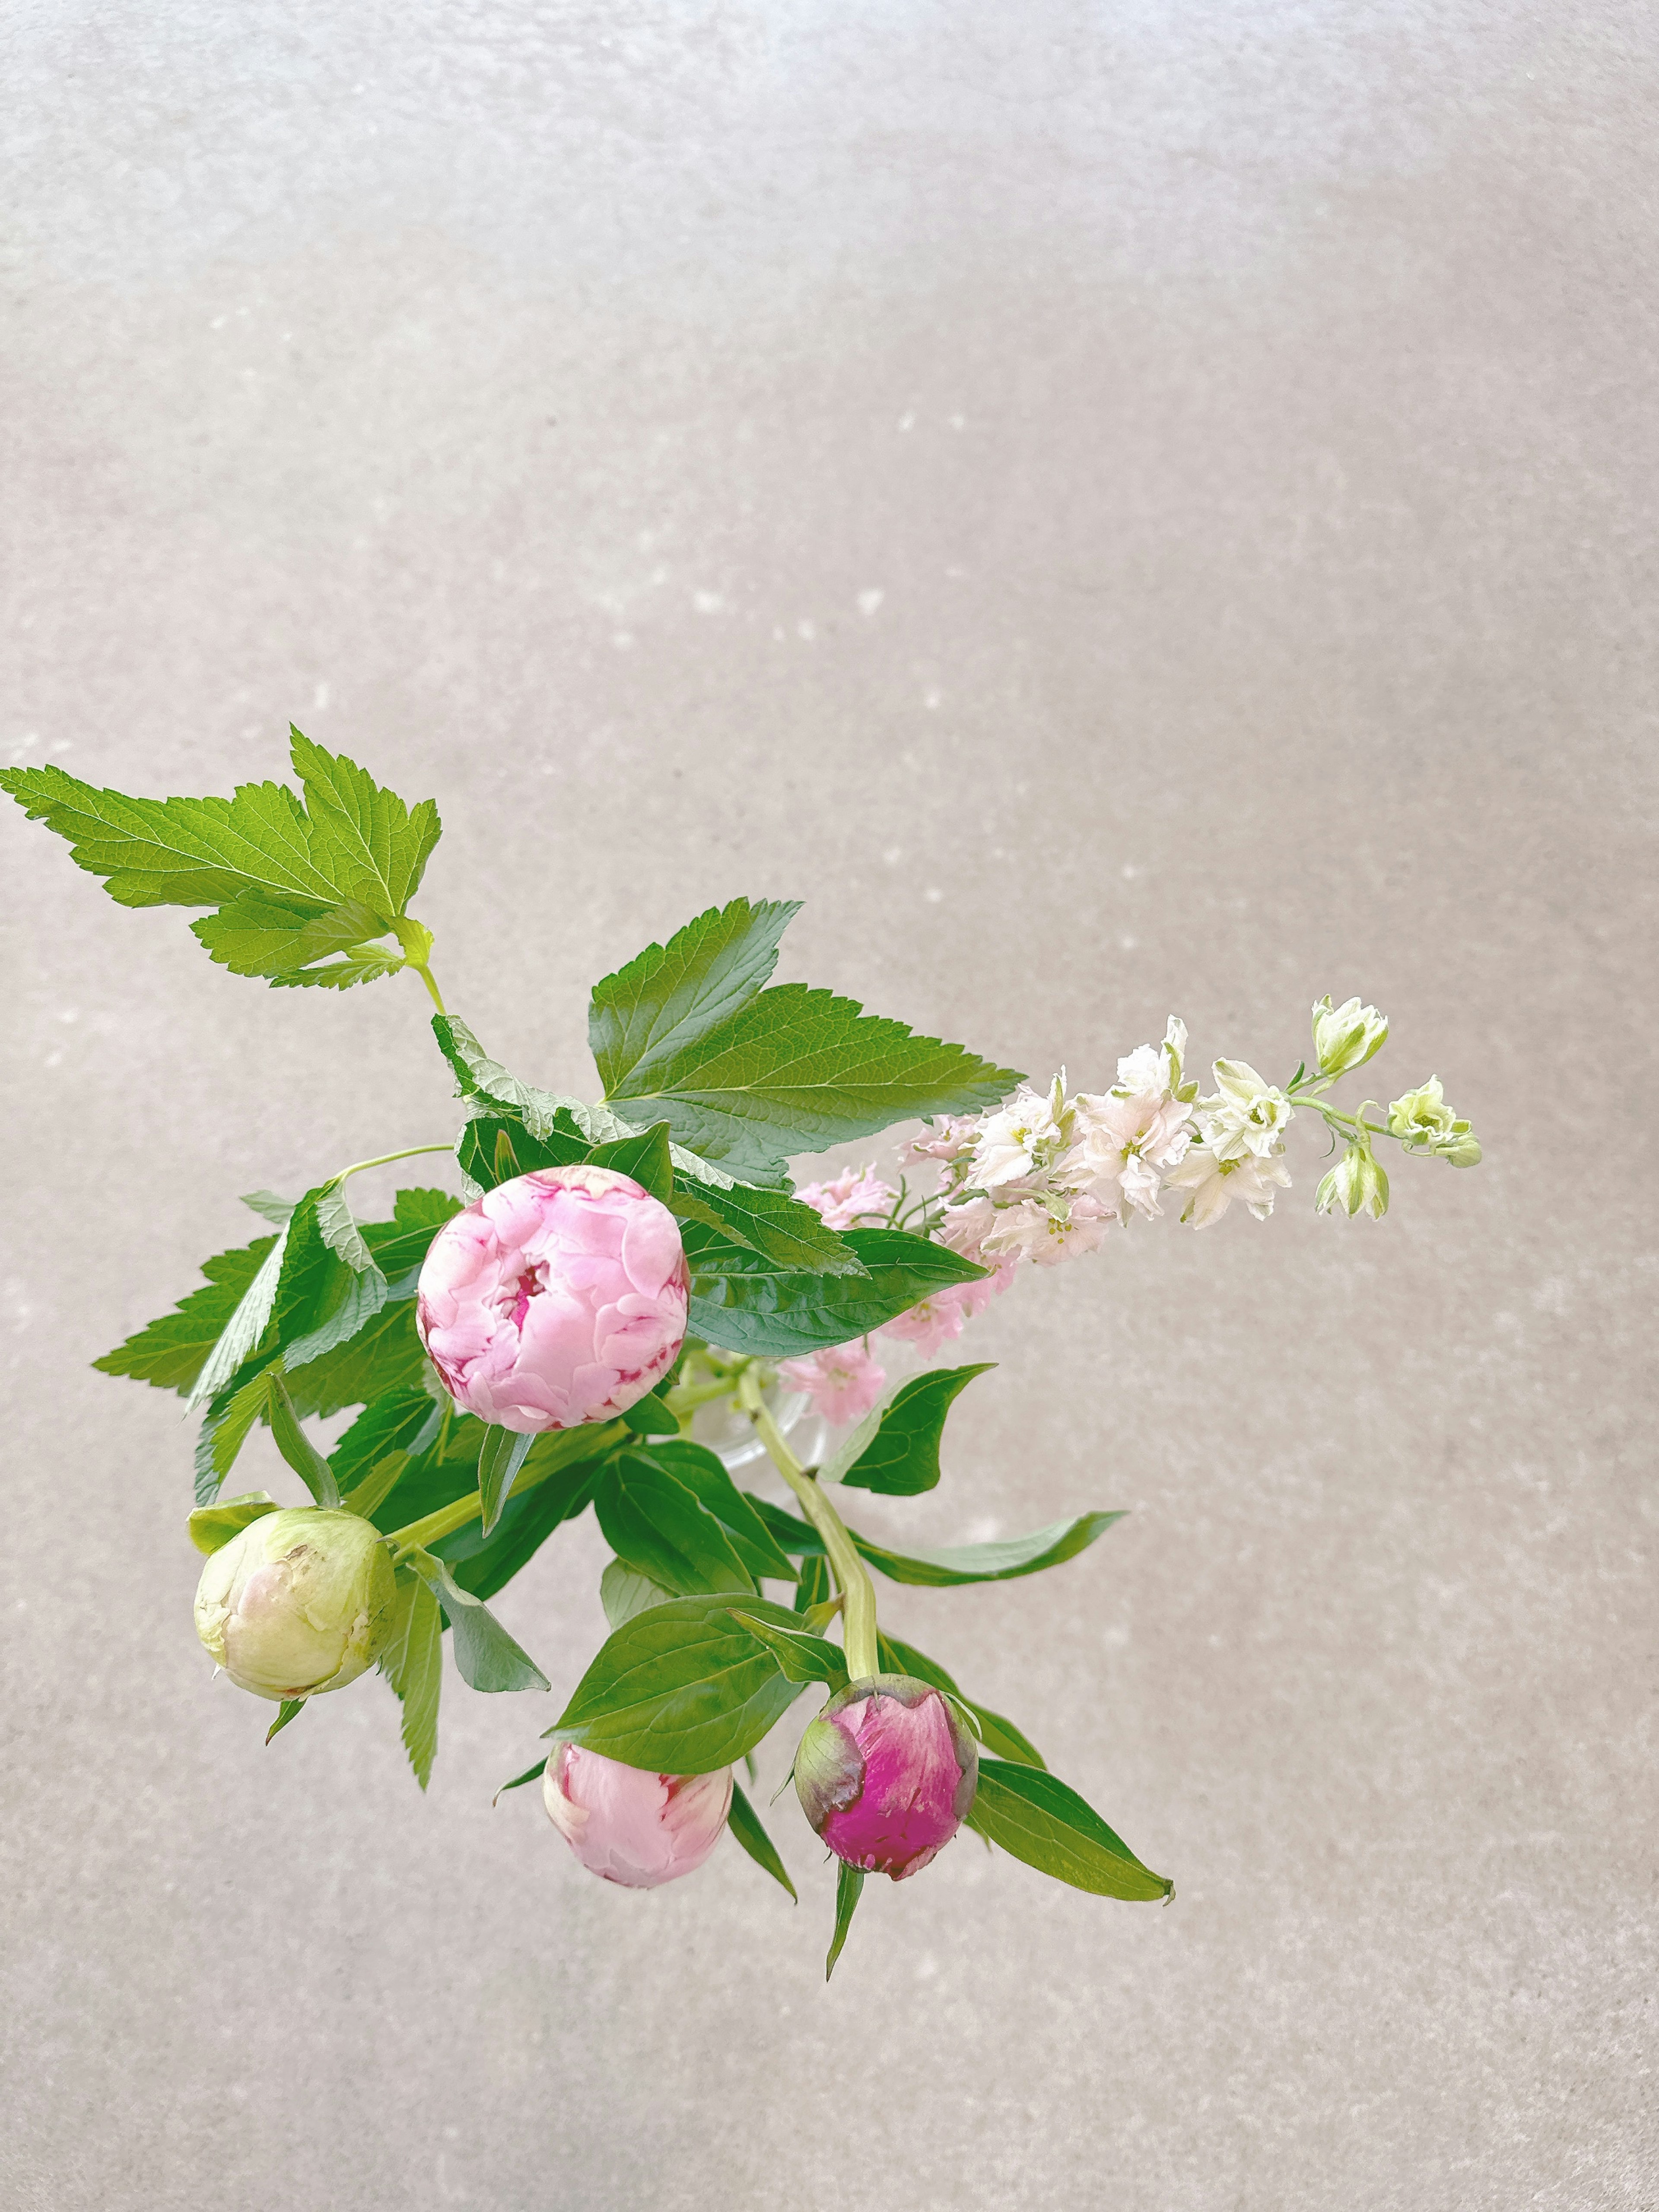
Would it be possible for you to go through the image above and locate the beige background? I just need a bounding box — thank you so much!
[3,6,1655,2207]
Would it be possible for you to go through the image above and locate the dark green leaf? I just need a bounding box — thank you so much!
[839,1363,995,1496]
[359,1188,462,1278]
[746,1496,1126,1587]
[620,1391,681,1438]
[494,1759,547,1801]
[477,1425,535,1537]
[793,1554,832,1613]
[590,896,801,1100]
[727,1780,797,1901]
[198,1363,279,1493]
[283,1292,426,1420]
[330,1389,440,1491]
[826,1862,864,1980]
[431,1016,587,1143]
[643,1440,796,1582]
[437,1434,608,1603]
[603,978,1022,1180]
[187,1490,280,1556]
[593,1455,755,1598]
[265,1698,306,1745]
[877,1632,1046,1770]
[583,1119,674,1202]
[410,1551,550,1694]
[965,1758,1172,1901]
[552,1593,810,1772]
[668,1175,865,1277]
[454,1110,590,1193]
[687,1226,988,1359]
[728,1609,848,1688]
[266,1369,341,1507]
[378,1569,443,1788]
[282,1263,391,1375]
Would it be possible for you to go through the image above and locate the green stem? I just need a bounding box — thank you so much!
[382,1418,626,1559]
[412,963,448,1015]
[332,1141,456,1186]
[737,1368,880,1678]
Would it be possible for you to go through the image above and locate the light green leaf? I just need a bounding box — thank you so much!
[185,1223,291,1410]
[551,1592,810,1772]
[187,1489,280,1556]
[410,1550,550,1694]
[477,1424,535,1538]
[191,894,395,982]
[379,1570,443,1789]
[339,1451,410,1521]
[826,1862,864,1980]
[839,1363,995,1496]
[288,730,443,922]
[240,1190,296,1227]
[199,1363,278,1491]
[266,1369,342,1507]
[268,947,407,991]
[603,978,1022,1179]
[93,1233,278,1396]
[687,1225,988,1359]
[600,1558,677,1629]
[965,1758,1172,1901]
[590,897,801,1099]
[745,1496,1125,1588]
[313,1181,378,1274]
[727,1780,797,1901]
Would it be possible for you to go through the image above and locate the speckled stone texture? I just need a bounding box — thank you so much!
[3,6,1654,2208]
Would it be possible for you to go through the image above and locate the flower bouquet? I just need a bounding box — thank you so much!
[3,734,1482,1975]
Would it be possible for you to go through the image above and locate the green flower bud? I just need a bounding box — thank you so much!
[1316,1143,1389,1220]
[194,1507,397,1702]
[1311,995,1389,1079]
[1387,1077,1481,1165]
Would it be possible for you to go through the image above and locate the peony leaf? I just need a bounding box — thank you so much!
[965,1758,1172,1902]
[477,1424,535,1538]
[838,1363,996,1496]
[686,1225,987,1359]
[593,1454,756,1599]
[744,1495,1126,1588]
[410,1551,550,1694]
[727,1781,797,1901]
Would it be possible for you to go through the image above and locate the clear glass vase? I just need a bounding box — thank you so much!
[690,1377,829,1476]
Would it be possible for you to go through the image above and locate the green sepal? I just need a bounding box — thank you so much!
[494,1758,547,1802]
[266,1367,341,1507]
[965,1759,1172,1901]
[826,1862,864,1980]
[838,1363,995,1496]
[877,1631,1045,1769]
[187,1490,280,1556]
[727,1780,797,1901]
[265,1698,307,1745]
[619,1391,681,1438]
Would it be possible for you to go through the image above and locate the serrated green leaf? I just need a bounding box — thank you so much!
[454,1110,590,1194]
[669,1176,866,1278]
[240,1191,296,1228]
[288,730,442,922]
[360,1188,462,1277]
[877,1632,1046,1769]
[431,1016,587,1142]
[282,1290,423,1420]
[199,1363,276,1491]
[191,893,394,981]
[410,1550,550,1694]
[687,1226,987,1359]
[590,897,801,1098]
[603,977,1021,1179]
[339,1450,410,1521]
[728,1609,848,1688]
[583,1119,675,1202]
[552,1592,810,1772]
[965,1759,1172,1901]
[727,1780,797,1900]
[477,1424,535,1537]
[331,1389,440,1491]
[826,1862,864,1980]
[379,1570,443,1789]
[185,1226,291,1409]
[839,1363,995,1496]
[313,1181,379,1274]
[268,947,406,991]
[187,1490,280,1555]
[593,1455,756,1599]
[746,1496,1125,1587]
[93,1235,277,1398]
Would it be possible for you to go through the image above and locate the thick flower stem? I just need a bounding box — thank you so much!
[383,1417,627,1560]
[737,1368,881,1679]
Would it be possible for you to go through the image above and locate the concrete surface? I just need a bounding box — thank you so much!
[3,5,1655,2208]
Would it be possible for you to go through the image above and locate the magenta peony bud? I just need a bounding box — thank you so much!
[416,1165,690,1433]
[542,1743,733,1888]
[794,1674,978,1880]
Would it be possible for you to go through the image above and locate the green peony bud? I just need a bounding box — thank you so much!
[1387,1077,1481,1165]
[1311,995,1389,1079]
[194,1507,397,1702]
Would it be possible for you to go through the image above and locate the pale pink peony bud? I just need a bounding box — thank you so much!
[794,1674,978,1879]
[416,1165,690,1433]
[542,1743,733,1888]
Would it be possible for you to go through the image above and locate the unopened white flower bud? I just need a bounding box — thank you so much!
[1311,995,1389,1079]
[1316,1143,1389,1220]
[194,1507,397,1702]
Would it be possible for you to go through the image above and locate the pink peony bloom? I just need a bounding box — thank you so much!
[795,1164,899,1233]
[416,1165,689,1433]
[794,1675,979,1880]
[543,1743,732,1888]
[776,1338,887,1426]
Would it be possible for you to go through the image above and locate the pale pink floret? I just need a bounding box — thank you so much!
[795,1164,899,1233]
[416,1165,689,1433]
[543,1744,732,1888]
[776,1338,887,1426]
[819,1688,969,1880]
[879,1261,1014,1358]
